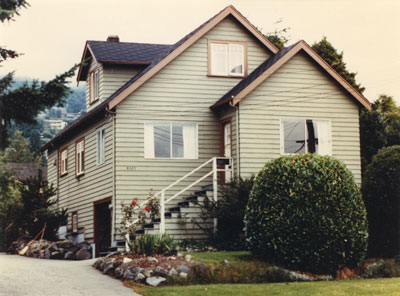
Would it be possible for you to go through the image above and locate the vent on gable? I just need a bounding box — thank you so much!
[107,35,119,42]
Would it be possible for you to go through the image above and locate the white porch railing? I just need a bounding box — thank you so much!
[130,156,233,237]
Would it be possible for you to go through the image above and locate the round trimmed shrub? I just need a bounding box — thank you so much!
[363,145,400,257]
[244,154,368,275]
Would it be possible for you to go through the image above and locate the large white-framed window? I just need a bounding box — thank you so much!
[89,69,99,104]
[208,40,247,77]
[60,147,68,176]
[75,138,85,176]
[144,122,198,159]
[96,128,106,165]
[280,118,332,155]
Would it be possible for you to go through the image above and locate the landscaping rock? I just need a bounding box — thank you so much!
[64,251,76,260]
[48,243,59,252]
[179,272,188,278]
[40,249,50,259]
[103,261,115,275]
[134,273,146,283]
[123,270,137,281]
[114,266,125,279]
[146,276,166,287]
[168,268,178,277]
[177,252,183,257]
[176,265,190,274]
[50,251,63,260]
[123,258,132,264]
[106,251,121,258]
[147,256,158,263]
[77,242,92,252]
[184,254,192,262]
[75,249,92,260]
[154,266,168,277]
[58,240,75,249]
[143,269,153,278]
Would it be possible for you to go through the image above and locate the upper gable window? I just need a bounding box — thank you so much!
[75,138,85,177]
[89,69,99,104]
[281,118,332,155]
[208,40,247,77]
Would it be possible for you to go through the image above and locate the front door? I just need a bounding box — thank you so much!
[94,198,111,257]
[223,121,232,183]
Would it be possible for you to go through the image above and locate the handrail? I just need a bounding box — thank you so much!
[128,156,233,237]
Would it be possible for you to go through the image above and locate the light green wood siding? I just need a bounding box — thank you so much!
[238,52,362,183]
[114,16,271,239]
[47,151,58,197]
[86,61,141,112]
[55,117,114,242]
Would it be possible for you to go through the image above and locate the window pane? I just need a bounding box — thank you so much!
[283,120,306,153]
[306,119,318,154]
[229,44,244,75]
[211,43,228,75]
[154,124,170,158]
[172,124,184,158]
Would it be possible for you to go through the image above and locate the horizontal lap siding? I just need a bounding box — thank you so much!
[47,151,58,198]
[56,118,114,242]
[114,17,271,237]
[239,52,362,183]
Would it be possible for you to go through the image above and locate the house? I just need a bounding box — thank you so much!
[41,5,371,256]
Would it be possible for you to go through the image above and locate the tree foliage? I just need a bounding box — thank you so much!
[312,37,364,93]
[0,130,38,163]
[244,154,368,275]
[0,1,79,149]
[362,146,400,257]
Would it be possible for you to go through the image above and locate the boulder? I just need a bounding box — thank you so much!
[123,258,132,264]
[50,251,63,260]
[58,240,75,249]
[48,243,59,253]
[40,249,51,259]
[176,265,190,274]
[76,249,92,260]
[103,261,115,275]
[146,276,166,287]
[143,269,153,278]
[147,256,158,263]
[114,266,125,279]
[64,251,76,260]
[134,273,146,283]
[154,266,168,277]
[179,272,188,278]
[77,242,92,252]
[168,268,178,277]
[185,254,192,262]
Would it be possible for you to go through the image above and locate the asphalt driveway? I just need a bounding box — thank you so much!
[0,253,140,296]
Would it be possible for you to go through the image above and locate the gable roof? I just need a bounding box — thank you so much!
[106,5,279,109]
[40,6,280,152]
[77,41,171,81]
[211,40,371,111]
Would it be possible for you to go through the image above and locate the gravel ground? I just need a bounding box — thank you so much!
[0,253,141,296]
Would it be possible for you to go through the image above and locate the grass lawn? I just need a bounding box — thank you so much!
[184,251,252,264]
[134,278,400,296]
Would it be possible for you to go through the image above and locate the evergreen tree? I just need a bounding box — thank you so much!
[312,37,365,93]
[1,130,37,163]
[0,1,79,149]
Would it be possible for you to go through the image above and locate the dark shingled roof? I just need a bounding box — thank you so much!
[212,41,301,109]
[5,163,47,181]
[87,41,171,64]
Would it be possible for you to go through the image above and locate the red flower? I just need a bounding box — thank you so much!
[131,199,137,206]
[144,205,150,212]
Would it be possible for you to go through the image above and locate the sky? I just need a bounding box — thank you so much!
[1,0,400,104]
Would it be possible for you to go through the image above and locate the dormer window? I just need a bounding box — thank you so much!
[89,69,99,104]
[208,40,247,77]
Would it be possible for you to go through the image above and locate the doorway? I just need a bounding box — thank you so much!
[221,119,232,183]
[94,197,111,257]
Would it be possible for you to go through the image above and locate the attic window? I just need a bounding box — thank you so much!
[89,69,99,104]
[208,40,247,77]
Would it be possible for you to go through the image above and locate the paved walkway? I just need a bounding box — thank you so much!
[0,253,140,296]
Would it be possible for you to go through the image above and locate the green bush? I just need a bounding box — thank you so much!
[133,233,176,256]
[195,176,254,250]
[244,154,368,275]
[362,145,400,257]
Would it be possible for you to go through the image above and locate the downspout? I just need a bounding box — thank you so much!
[105,107,117,245]
[229,100,240,177]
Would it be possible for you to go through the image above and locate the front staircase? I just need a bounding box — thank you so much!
[134,184,214,240]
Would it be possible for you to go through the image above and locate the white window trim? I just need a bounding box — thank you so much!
[72,212,78,233]
[144,122,198,160]
[208,39,247,77]
[76,138,85,176]
[89,69,99,104]
[60,148,68,175]
[96,128,106,165]
[280,118,332,156]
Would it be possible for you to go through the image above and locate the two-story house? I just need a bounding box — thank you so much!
[41,5,371,256]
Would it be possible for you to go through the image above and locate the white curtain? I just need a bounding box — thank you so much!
[317,120,332,155]
[211,43,228,75]
[228,43,244,75]
[183,124,196,159]
[144,124,154,158]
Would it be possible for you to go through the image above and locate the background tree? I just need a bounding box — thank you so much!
[312,37,365,94]
[0,130,38,163]
[0,1,79,149]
